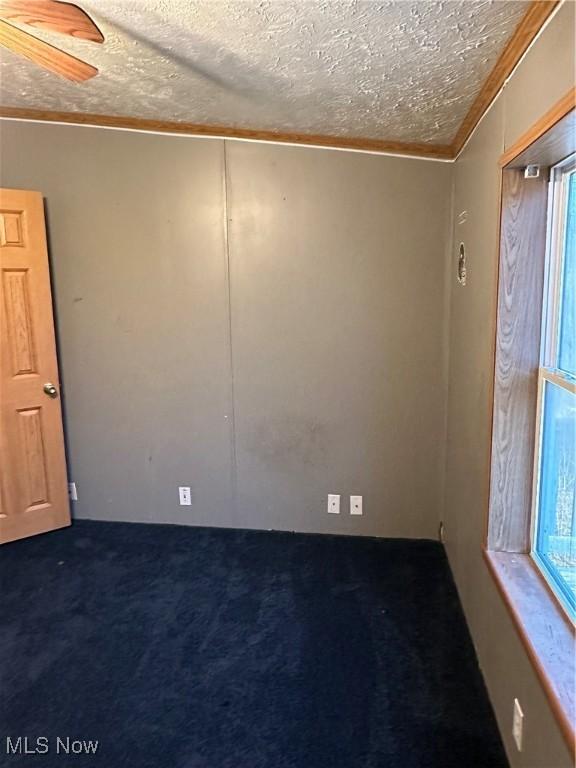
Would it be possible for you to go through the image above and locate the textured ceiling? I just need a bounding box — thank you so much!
[0,0,529,145]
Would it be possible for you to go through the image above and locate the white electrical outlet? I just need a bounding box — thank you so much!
[68,482,78,502]
[350,495,363,515]
[512,698,524,751]
[179,486,192,506]
[327,494,340,514]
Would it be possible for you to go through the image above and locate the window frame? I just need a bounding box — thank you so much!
[529,155,576,622]
[540,156,576,369]
[485,91,576,751]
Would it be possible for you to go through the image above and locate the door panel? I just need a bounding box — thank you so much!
[0,188,70,544]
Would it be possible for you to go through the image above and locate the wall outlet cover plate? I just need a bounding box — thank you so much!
[350,495,363,515]
[327,494,340,514]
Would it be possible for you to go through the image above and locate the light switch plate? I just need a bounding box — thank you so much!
[350,495,363,515]
[68,482,78,502]
[179,486,192,506]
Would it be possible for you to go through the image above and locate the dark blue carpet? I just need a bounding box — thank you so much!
[0,520,508,768]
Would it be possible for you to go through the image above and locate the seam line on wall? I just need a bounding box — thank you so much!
[439,166,457,527]
[222,140,239,516]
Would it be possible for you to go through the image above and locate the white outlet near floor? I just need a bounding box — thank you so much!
[512,698,524,751]
[350,495,363,515]
[68,482,78,502]
[327,494,340,514]
[179,486,192,506]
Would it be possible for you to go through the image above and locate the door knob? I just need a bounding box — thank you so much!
[43,382,58,398]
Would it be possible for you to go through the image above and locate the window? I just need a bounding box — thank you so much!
[486,101,575,745]
[531,155,576,620]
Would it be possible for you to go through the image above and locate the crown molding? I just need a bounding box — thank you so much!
[0,106,453,159]
[499,86,575,167]
[0,1,561,162]
[451,0,560,158]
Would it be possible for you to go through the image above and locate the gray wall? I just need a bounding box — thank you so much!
[1,130,235,527]
[443,3,575,767]
[1,5,572,757]
[0,123,451,537]
[227,143,451,536]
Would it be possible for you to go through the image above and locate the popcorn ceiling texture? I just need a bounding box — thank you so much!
[0,0,529,145]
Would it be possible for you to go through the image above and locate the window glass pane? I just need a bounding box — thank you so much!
[558,172,576,376]
[535,380,576,616]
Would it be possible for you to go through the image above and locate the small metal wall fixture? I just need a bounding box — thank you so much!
[457,242,467,286]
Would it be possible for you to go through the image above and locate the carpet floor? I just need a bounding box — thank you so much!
[0,520,508,768]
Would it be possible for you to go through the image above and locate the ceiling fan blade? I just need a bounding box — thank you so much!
[0,0,103,43]
[0,19,98,81]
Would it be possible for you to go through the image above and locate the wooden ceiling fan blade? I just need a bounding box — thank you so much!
[0,0,103,43]
[0,19,98,81]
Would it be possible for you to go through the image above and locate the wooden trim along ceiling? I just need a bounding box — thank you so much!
[0,0,561,160]
[0,107,454,158]
[500,87,576,167]
[451,0,560,157]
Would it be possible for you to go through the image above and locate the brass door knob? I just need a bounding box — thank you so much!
[43,382,58,398]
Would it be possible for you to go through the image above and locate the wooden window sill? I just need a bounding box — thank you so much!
[483,549,575,749]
